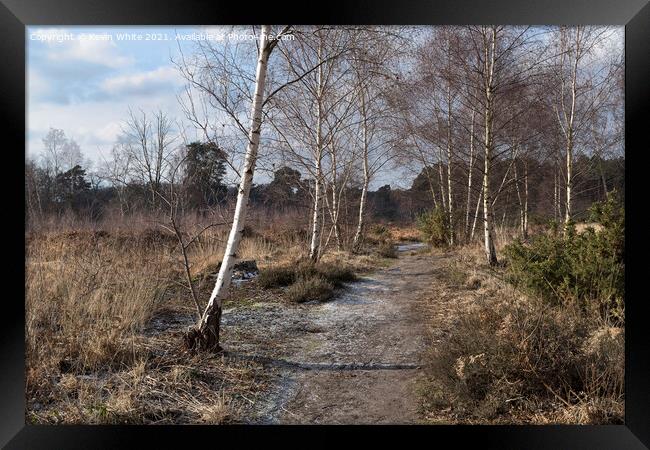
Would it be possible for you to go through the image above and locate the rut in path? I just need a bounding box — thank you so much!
[229,242,442,424]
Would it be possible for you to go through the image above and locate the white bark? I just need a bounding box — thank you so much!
[553,162,560,222]
[513,153,528,239]
[309,170,322,260]
[470,184,482,242]
[465,109,475,240]
[308,39,325,261]
[523,160,528,236]
[353,86,370,250]
[446,83,454,246]
[438,149,447,212]
[328,141,342,251]
[555,27,582,228]
[564,29,580,226]
[191,25,273,350]
[482,27,498,265]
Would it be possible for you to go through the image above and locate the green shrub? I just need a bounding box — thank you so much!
[370,224,391,239]
[293,259,318,278]
[417,207,449,247]
[504,194,624,324]
[286,275,334,303]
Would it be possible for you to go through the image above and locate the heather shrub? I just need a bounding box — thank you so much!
[423,298,623,423]
[377,241,397,258]
[503,194,624,324]
[417,207,449,247]
[286,275,334,303]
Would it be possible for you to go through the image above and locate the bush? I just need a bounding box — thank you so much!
[257,266,296,288]
[370,224,391,239]
[422,298,623,423]
[258,260,356,295]
[286,275,334,303]
[315,262,357,287]
[417,207,449,247]
[377,241,397,258]
[503,194,624,324]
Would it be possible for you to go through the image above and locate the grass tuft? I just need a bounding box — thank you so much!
[286,275,335,303]
[377,241,397,258]
[257,266,296,288]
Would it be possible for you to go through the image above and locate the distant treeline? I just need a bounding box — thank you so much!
[25,142,623,228]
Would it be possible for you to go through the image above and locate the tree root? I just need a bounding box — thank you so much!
[183,307,223,353]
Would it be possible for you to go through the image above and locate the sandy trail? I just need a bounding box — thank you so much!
[221,242,442,424]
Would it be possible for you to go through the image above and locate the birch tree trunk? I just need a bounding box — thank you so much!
[470,185,482,242]
[309,41,325,261]
[353,167,369,251]
[482,27,498,266]
[317,188,327,260]
[564,40,578,228]
[513,152,528,239]
[465,109,475,241]
[523,160,529,238]
[599,158,609,200]
[309,160,323,260]
[553,161,559,222]
[438,150,447,212]
[329,141,342,251]
[185,25,273,352]
[559,27,581,230]
[353,86,370,251]
[446,83,455,246]
[416,146,439,210]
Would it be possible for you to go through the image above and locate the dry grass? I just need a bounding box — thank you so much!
[453,238,512,269]
[25,212,390,424]
[26,231,172,375]
[376,241,398,258]
[286,275,335,303]
[24,221,290,424]
[418,245,624,425]
[27,340,262,424]
[386,224,422,242]
[575,222,605,234]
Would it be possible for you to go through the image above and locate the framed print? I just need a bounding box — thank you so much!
[2,0,649,448]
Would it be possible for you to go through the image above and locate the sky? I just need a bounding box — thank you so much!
[26,25,413,188]
[26,26,623,190]
[27,26,198,164]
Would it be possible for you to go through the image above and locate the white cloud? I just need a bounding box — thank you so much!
[29,27,135,69]
[27,91,187,162]
[100,66,184,97]
[94,121,124,143]
[27,70,49,99]
[26,27,196,165]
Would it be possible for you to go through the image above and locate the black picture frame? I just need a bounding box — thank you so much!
[2,0,649,448]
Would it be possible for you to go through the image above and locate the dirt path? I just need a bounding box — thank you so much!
[277,243,434,424]
[220,242,448,424]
